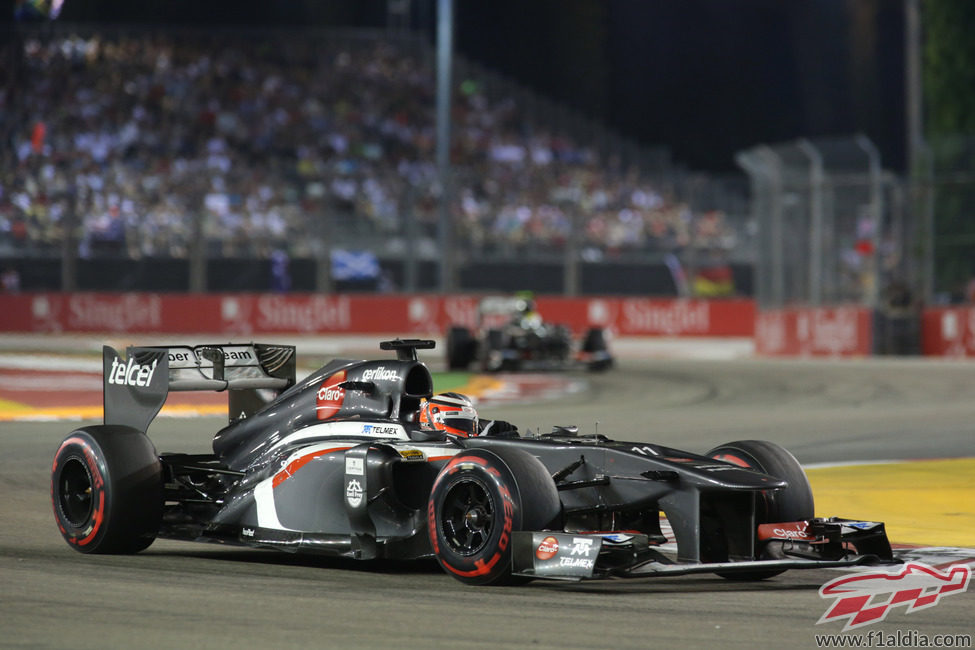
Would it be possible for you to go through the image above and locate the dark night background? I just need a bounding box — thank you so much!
[6,0,908,172]
[454,1,907,172]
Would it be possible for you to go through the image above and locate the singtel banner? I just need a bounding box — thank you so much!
[0,293,754,338]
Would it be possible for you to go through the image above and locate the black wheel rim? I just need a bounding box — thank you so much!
[58,457,94,527]
[440,478,496,556]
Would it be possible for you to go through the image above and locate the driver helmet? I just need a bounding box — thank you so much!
[515,291,536,314]
[419,392,479,438]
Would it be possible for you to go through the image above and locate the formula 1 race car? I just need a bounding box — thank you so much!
[445,295,613,372]
[51,339,895,586]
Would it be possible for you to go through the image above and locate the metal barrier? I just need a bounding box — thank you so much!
[736,136,923,355]
[1,25,751,297]
[736,136,912,311]
[925,135,975,302]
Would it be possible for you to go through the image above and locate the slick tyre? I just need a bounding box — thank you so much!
[52,426,163,554]
[446,326,475,370]
[428,448,561,586]
[707,439,814,523]
[581,327,606,353]
[581,328,612,372]
[480,329,506,372]
[706,439,815,580]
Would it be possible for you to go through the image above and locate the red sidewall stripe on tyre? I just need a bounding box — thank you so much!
[433,483,516,579]
[712,452,752,468]
[429,454,516,579]
[52,435,107,546]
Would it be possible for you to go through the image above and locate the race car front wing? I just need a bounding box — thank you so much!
[511,518,897,581]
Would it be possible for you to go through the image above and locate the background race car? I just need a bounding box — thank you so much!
[446,295,613,372]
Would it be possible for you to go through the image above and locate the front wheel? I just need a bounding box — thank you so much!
[51,426,163,554]
[428,447,561,586]
[706,439,814,580]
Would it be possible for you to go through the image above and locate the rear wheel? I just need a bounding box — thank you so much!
[706,439,814,580]
[428,447,561,585]
[480,329,507,372]
[51,426,163,554]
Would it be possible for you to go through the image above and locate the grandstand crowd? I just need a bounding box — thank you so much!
[0,29,737,264]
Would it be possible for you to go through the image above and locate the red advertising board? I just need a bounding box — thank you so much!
[0,293,755,338]
[755,306,873,357]
[921,307,975,357]
[8,293,975,358]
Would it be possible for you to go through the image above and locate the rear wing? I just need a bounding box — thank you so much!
[103,343,296,432]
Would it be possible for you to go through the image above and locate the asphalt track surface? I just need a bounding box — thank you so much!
[2,353,974,649]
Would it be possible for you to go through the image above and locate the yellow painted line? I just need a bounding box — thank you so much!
[0,404,227,422]
[159,404,227,417]
[0,373,506,422]
[0,378,511,422]
[807,458,975,548]
[452,374,506,400]
[0,398,29,411]
[0,372,507,423]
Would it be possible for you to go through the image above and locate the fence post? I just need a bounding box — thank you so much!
[857,135,883,309]
[758,146,785,308]
[60,185,78,292]
[189,210,206,293]
[563,205,580,297]
[435,0,454,292]
[798,139,825,306]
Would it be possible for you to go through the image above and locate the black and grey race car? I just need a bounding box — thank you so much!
[51,339,895,585]
[446,296,613,372]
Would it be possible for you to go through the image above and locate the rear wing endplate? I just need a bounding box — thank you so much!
[103,343,296,431]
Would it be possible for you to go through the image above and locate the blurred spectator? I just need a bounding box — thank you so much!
[270,249,290,292]
[966,276,975,304]
[1,265,21,292]
[0,28,739,266]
